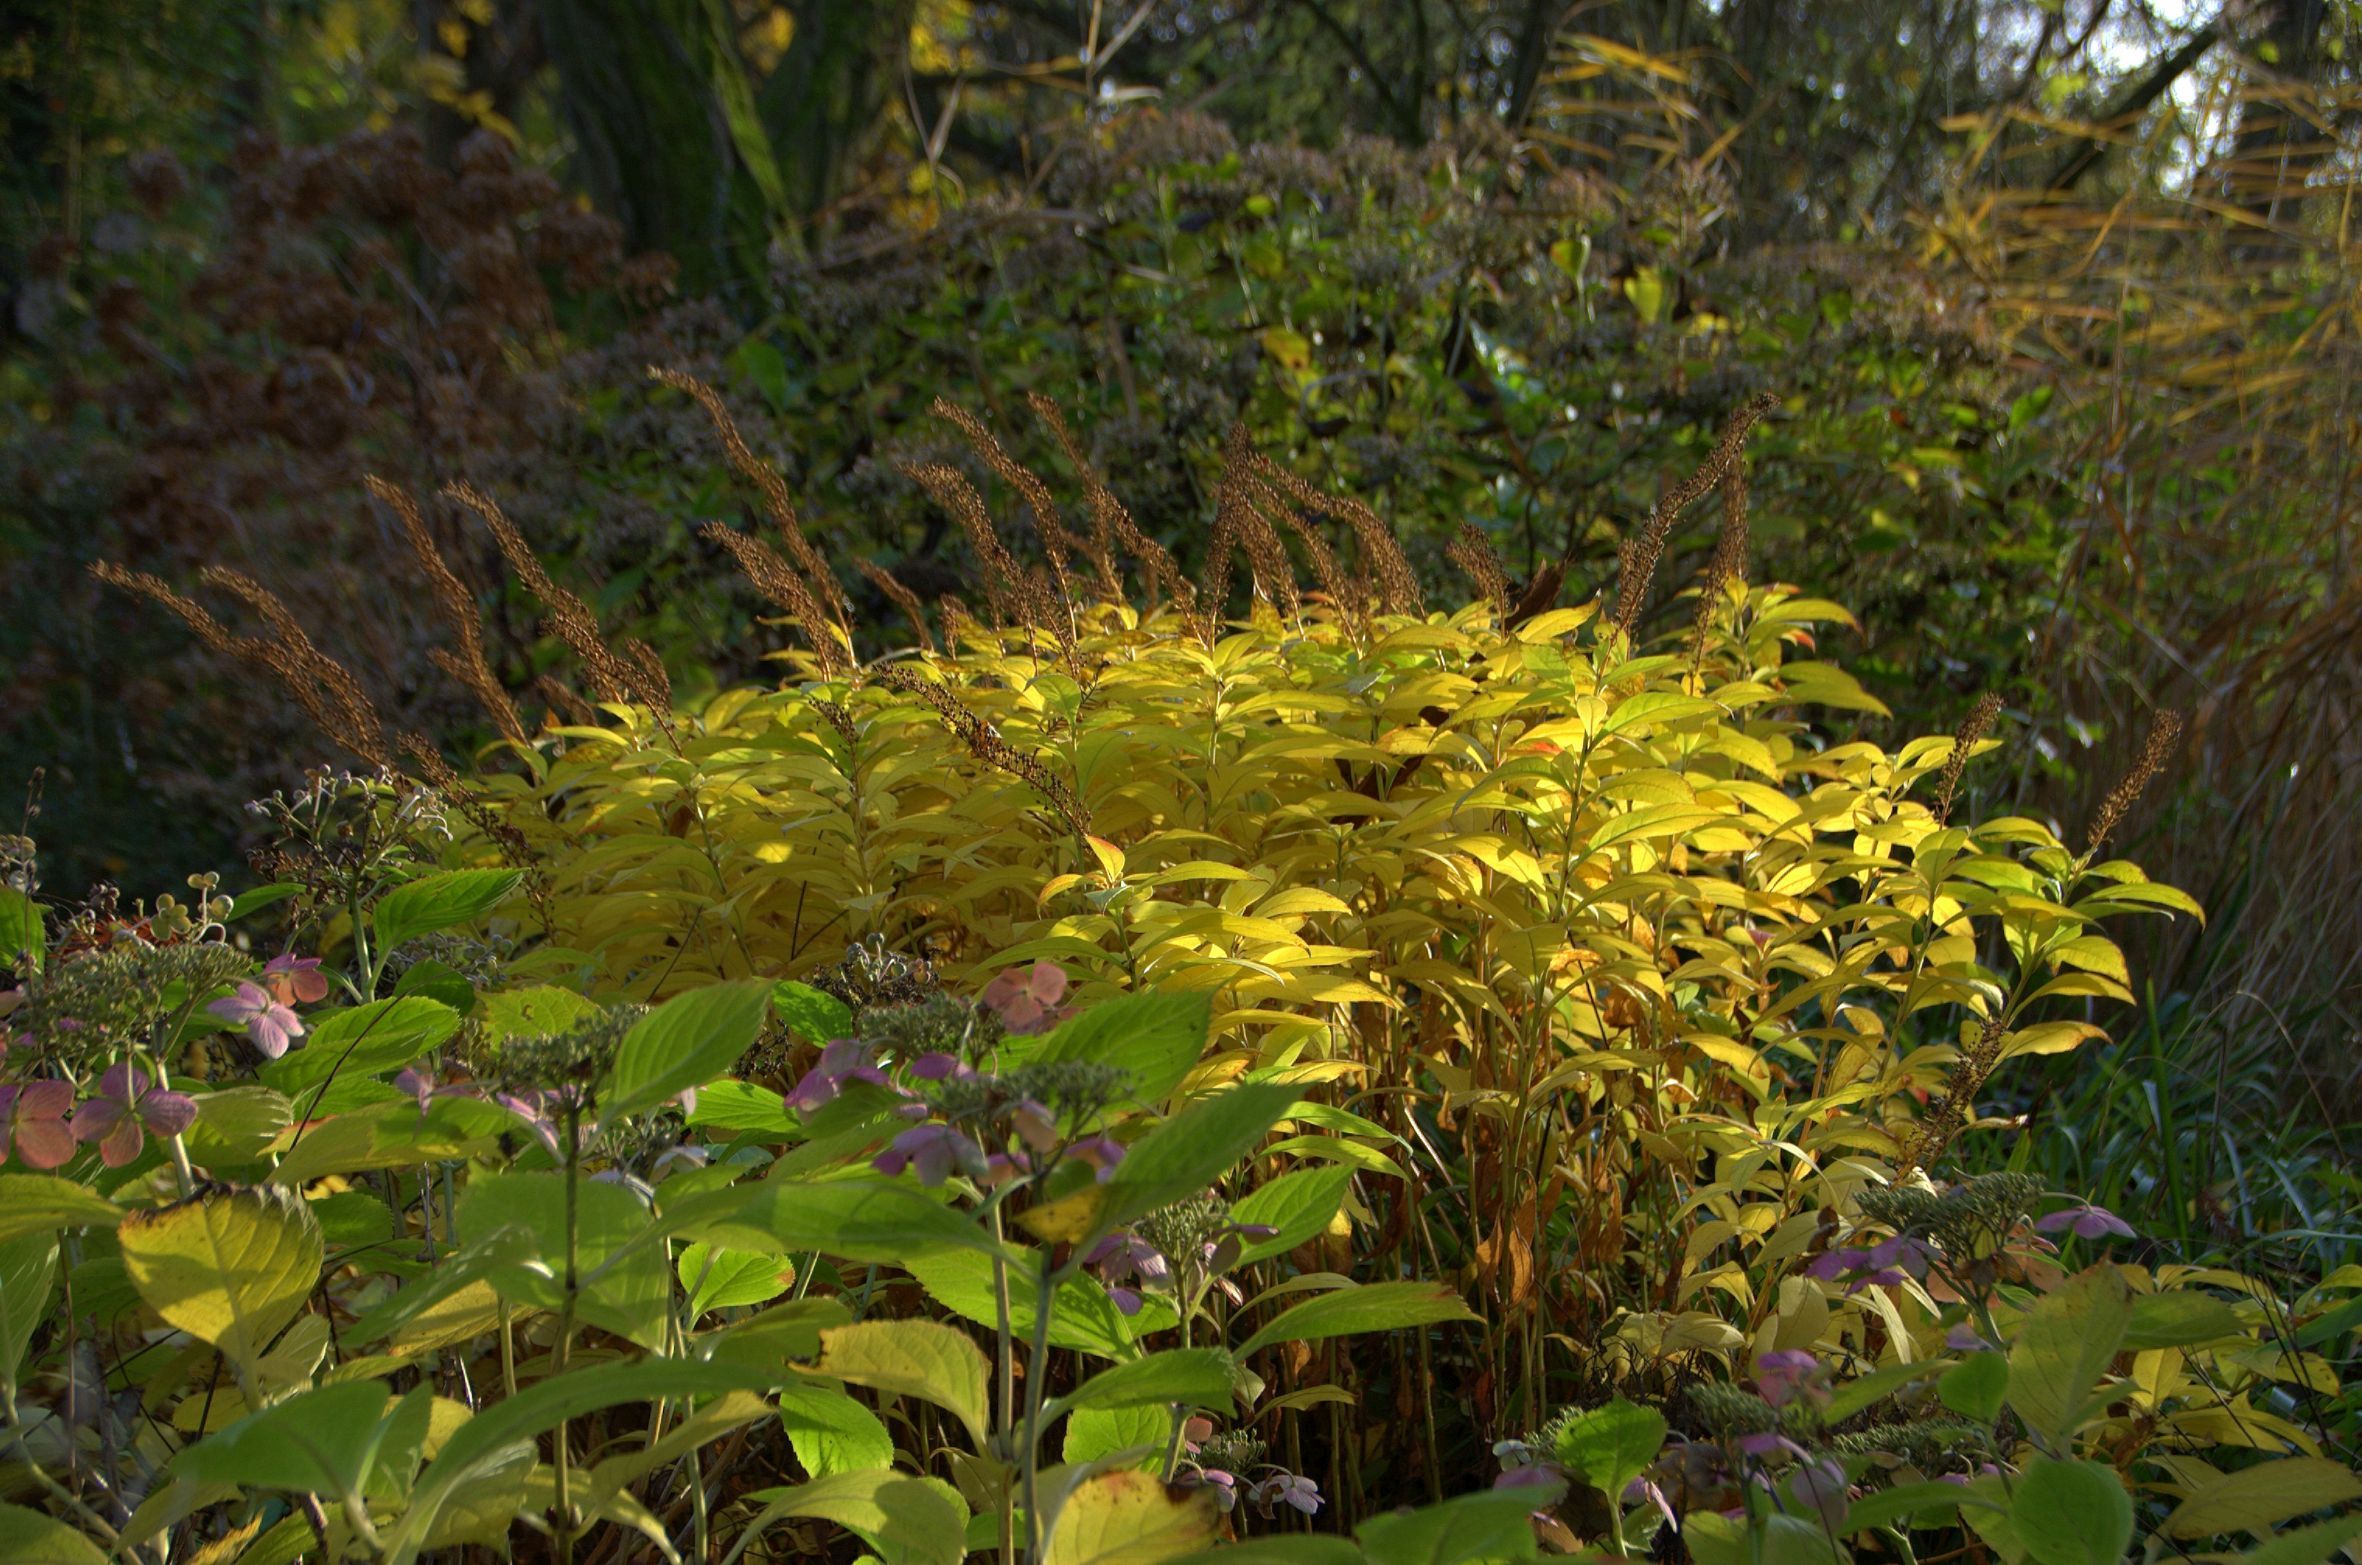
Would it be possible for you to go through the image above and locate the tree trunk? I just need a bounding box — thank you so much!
[760,0,918,222]
[2230,0,2328,227]
[538,0,776,294]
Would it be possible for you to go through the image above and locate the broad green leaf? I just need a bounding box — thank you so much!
[0,887,41,973]
[773,979,855,1044]
[1228,1166,1353,1267]
[776,1380,895,1477]
[118,1186,321,1376]
[2010,1456,2132,1565]
[705,1296,856,1372]
[478,985,604,1041]
[181,1086,294,1169]
[744,1469,968,1565]
[1064,1404,1168,1466]
[2007,1263,2133,1444]
[813,1319,991,1446]
[267,1093,510,1187]
[1843,1479,1998,1533]
[680,1243,793,1315]
[1030,989,1213,1107]
[1052,1349,1237,1420]
[712,1179,1009,1265]
[0,1174,124,1242]
[0,1233,57,1387]
[1237,1280,1478,1358]
[2163,1457,2362,1541]
[688,1079,798,1135]
[1544,1397,1666,1496]
[1031,1081,1296,1244]
[1357,1484,1557,1565]
[1042,1469,1221,1565]
[1940,1351,2009,1424]
[905,1244,1151,1359]
[455,1170,671,1348]
[261,997,461,1093]
[604,979,772,1120]
[371,868,522,952]
[391,1362,773,1563]
[0,1501,107,1565]
[1683,1511,1843,1565]
[2233,1515,2362,1565]
[1817,1358,1938,1424]
[169,1379,407,1500]
[1166,1540,1361,1565]
[391,958,476,1013]
[2123,1290,2246,1349]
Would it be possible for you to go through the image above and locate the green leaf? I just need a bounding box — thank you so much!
[2231,1514,2362,1565]
[1228,1166,1353,1267]
[1544,1397,1665,1496]
[0,887,42,973]
[1940,1351,2009,1424]
[479,985,604,1041]
[261,997,461,1093]
[181,1086,294,1169]
[1167,1540,1362,1565]
[1063,1405,1168,1466]
[1237,1280,1477,1358]
[1843,1479,1998,1533]
[0,1233,58,1388]
[226,882,300,923]
[812,1319,992,1446]
[2164,1457,2362,1541]
[2007,1263,2133,1444]
[1357,1485,1556,1565]
[0,1174,123,1243]
[604,979,772,1120]
[1052,1349,1237,1420]
[1033,1081,1296,1245]
[1683,1511,1843,1565]
[169,1379,403,1500]
[118,1186,321,1376]
[2123,1290,2245,1349]
[776,1380,896,1477]
[680,1243,793,1315]
[2010,1456,2132,1565]
[905,1245,1148,1359]
[391,958,476,1013]
[773,980,854,1045]
[371,868,522,952]
[1043,1469,1221,1565]
[1817,1358,1938,1424]
[713,1179,1008,1266]
[267,1093,509,1187]
[689,1079,799,1135]
[391,1361,775,1564]
[455,1170,672,1348]
[0,1501,108,1565]
[1031,990,1213,1107]
[744,1469,969,1565]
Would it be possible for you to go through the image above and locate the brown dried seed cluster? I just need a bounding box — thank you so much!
[365,476,526,746]
[95,561,393,771]
[1898,1011,2008,1179]
[1932,692,2005,825]
[651,366,851,625]
[2083,708,2184,859]
[878,668,1091,839]
[1613,390,1778,638]
[1448,523,1512,615]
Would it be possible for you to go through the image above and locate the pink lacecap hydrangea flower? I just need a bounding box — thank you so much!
[981,961,1069,1035]
[208,981,306,1058]
[0,1080,76,1169]
[71,1063,197,1168]
[261,954,330,1006]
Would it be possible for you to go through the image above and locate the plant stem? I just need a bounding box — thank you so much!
[1020,1245,1056,1562]
[553,1100,583,1565]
